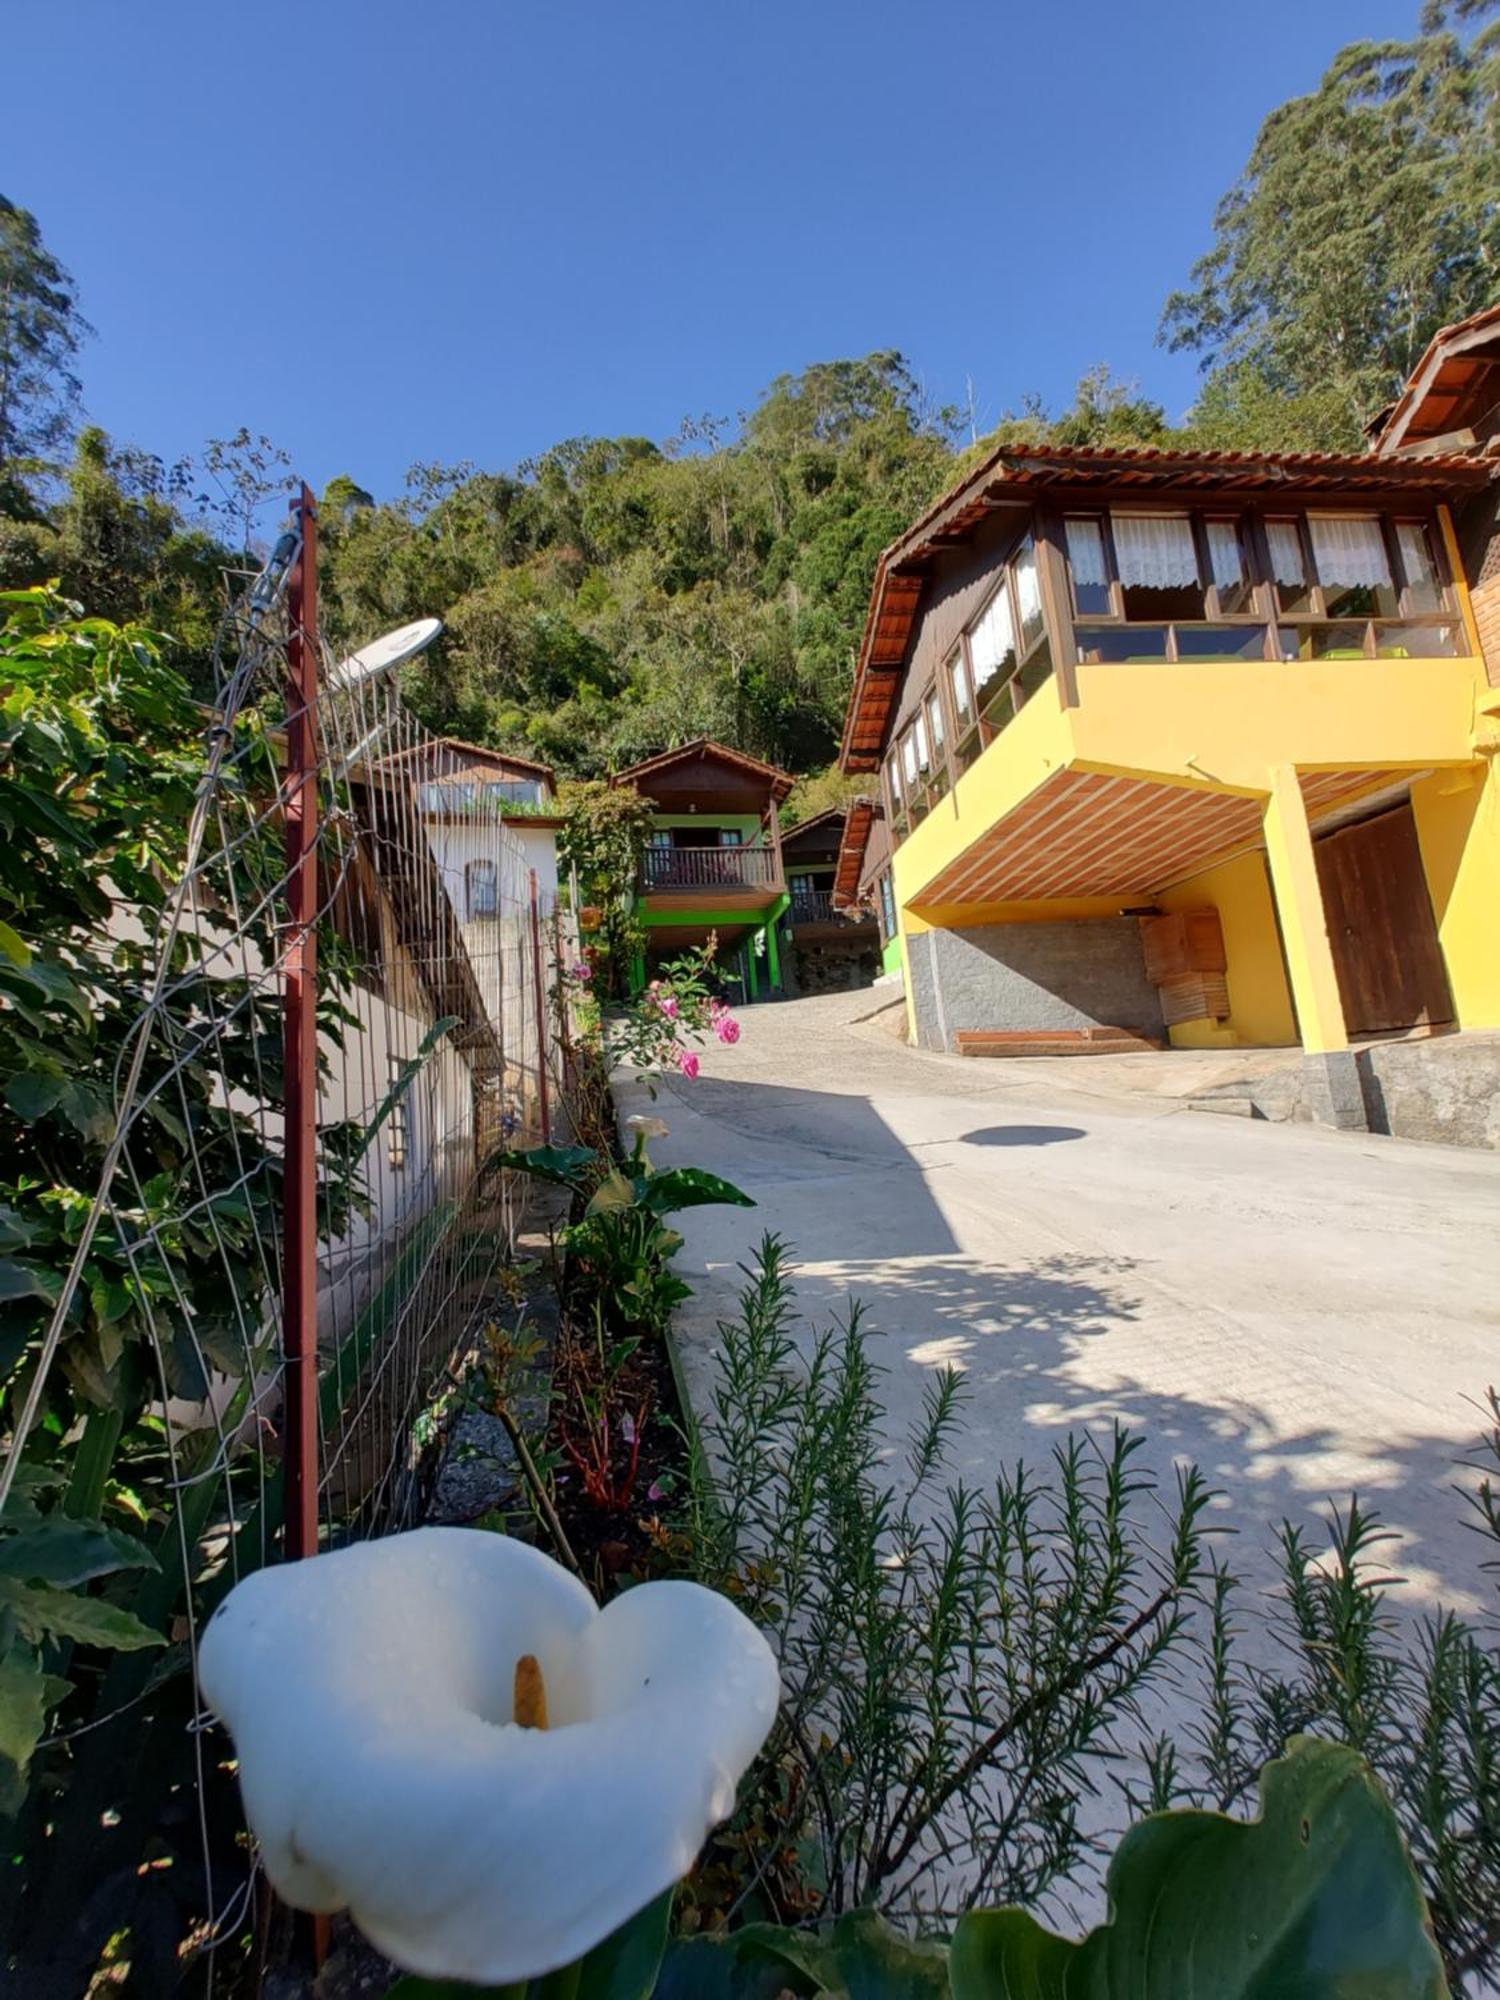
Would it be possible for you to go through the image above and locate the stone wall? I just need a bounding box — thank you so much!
[906,919,1164,1052]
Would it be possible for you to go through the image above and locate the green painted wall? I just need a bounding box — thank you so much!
[649,812,761,839]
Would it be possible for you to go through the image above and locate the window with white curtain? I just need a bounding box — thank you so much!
[1267,520,1313,613]
[1396,521,1444,612]
[1309,515,1397,618]
[1205,519,1252,613]
[967,580,1018,700]
[1065,518,1110,615]
[1012,535,1044,649]
[1113,514,1204,620]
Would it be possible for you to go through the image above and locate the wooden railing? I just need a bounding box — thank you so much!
[641,844,781,893]
[790,888,837,923]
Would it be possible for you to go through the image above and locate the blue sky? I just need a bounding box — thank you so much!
[11,1,1419,502]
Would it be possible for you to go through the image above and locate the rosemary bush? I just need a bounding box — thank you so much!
[681,1237,1500,1992]
[682,1235,1213,1925]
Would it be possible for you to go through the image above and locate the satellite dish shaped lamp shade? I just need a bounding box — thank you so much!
[329,617,443,692]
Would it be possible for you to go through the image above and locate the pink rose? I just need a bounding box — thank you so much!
[659,993,679,1020]
[677,1049,700,1080]
[572,960,593,982]
[715,1016,740,1045]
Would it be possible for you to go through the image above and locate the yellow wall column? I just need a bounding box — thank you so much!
[1260,765,1347,1055]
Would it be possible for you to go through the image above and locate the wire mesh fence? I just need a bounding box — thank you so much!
[0,495,575,1993]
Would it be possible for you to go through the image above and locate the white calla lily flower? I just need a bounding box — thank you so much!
[625,1114,670,1140]
[199,1528,779,1985]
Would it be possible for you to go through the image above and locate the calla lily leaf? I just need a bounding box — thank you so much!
[200,1529,779,1989]
[490,1143,600,1190]
[948,1737,1447,1999]
[637,1169,755,1217]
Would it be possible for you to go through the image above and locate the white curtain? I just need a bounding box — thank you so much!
[1065,517,1108,588]
[1206,520,1243,591]
[1396,521,1439,597]
[1267,520,1305,585]
[1013,539,1043,632]
[968,580,1017,679]
[1309,515,1391,588]
[1113,514,1199,589]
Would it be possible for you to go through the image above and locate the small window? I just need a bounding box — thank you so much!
[1113,513,1204,622]
[1066,517,1111,616]
[387,1057,409,1171]
[913,711,931,777]
[886,750,903,807]
[1012,535,1045,651]
[947,646,973,734]
[878,871,897,943]
[648,828,673,850]
[1395,521,1445,614]
[925,690,945,761]
[1308,515,1397,619]
[718,827,743,847]
[466,859,499,918]
[1204,519,1253,615]
[967,579,1019,714]
[1267,519,1314,615]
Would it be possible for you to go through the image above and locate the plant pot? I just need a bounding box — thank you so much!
[578,906,603,930]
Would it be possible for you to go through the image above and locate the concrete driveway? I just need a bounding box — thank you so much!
[623,989,1500,1618]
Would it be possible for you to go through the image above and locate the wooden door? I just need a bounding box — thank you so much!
[1314,803,1453,1036]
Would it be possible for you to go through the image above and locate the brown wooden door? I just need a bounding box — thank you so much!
[1314,803,1453,1036]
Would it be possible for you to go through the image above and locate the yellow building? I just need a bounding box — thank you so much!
[835,400,1500,1132]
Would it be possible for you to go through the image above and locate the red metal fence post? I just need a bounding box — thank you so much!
[283,486,320,1563]
[529,868,552,1143]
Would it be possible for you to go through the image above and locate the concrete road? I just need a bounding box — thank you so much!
[623,989,1500,1618]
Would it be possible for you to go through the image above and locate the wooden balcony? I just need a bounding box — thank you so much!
[641,844,783,897]
[790,886,877,935]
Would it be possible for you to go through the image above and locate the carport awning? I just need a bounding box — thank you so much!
[911,766,1409,907]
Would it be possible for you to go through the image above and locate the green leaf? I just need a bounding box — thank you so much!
[0,922,30,968]
[0,1518,157,1588]
[0,1257,59,1304]
[5,1071,63,1121]
[638,1168,756,1216]
[652,1932,820,2000]
[575,1888,673,2000]
[0,1577,164,1652]
[947,1738,1448,2000]
[585,1169,637,1217]
[488,1141,600,1190]
[0,1643,67,1783]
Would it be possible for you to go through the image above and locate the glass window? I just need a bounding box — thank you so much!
[878,871,896,942]
[901,729,919,787]
[913,711,930,775]
[718,827,743,846]
[947,646,973,733]
[1076,626,1170,664]
[1283,622,1372,662]
[1012,535,1045,651]
[1375,622,1459,659]
[886,751,903,807]
[466,859,498,918]
[1113,513,1204,622]
[648,828,673,850]
[387,1057,409,1171]
[968,580,1019,713]
[1065,517,1111,616]
[1308,515,1397,618]
[1396,521,1445,613]
[1205,519,1253,614]
[1267,519,1314,614]
[925,690,945,761]
[1171,626,1269,662]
